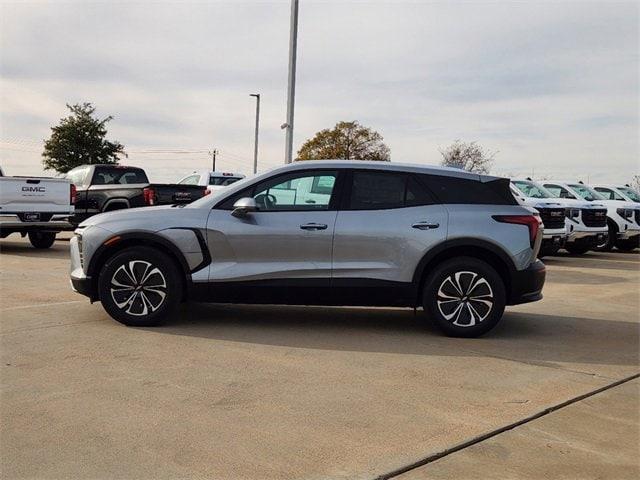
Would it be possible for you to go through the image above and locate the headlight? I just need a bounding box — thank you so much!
[616,208,633,220]
[565,208,579,219]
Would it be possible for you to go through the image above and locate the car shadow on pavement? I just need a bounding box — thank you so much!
[148,304,640,368]
[0,239,69,260]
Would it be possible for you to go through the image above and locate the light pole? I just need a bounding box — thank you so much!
[284,0,299,164]
[250,94,260,174]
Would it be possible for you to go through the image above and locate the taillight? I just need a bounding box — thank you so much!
[493,214,542,247]
[70,184,76,205]
[204,188,211,196]
[143,187,156,206]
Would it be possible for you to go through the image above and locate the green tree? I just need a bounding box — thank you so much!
[439,140,496,174]
[42,103,126,173]
[297,121,390,161]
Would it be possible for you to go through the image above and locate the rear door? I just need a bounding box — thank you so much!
[332,170,448,288]
[205,169,342,288]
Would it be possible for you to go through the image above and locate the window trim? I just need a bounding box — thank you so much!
[214,168,345,212]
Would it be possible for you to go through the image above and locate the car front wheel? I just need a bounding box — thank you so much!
[423,257,506,338]
[98,247,182,327]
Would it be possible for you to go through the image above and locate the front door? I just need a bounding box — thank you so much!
[204,169,341,303]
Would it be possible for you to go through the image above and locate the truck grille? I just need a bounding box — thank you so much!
[537,207,566,230]
[582,209,607,227]
[635,209,640,225]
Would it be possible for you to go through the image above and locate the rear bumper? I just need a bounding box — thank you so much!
[0,214,73,233]
[508,260,546,305]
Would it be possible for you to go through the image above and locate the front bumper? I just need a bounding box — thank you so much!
[566,230,607,246]
[508,259,546,305]
[70,234,96,300]
[617,229,640,240]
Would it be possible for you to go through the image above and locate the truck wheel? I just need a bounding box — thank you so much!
[594,221,617,252]
[422,257,506,338]
[98,247,182,327]
[28,232,56,249]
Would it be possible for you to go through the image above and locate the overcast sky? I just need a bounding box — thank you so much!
[1,0,638,183]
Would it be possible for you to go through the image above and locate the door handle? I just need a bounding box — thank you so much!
[412,221,440,230]
[300,223,328,230]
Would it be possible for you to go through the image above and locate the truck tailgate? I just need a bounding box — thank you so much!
[0,177,73,214]
[151,184,207,205]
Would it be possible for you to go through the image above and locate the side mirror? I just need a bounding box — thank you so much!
[231,197,258,217]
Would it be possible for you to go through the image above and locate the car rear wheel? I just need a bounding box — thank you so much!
[98,247,182,327]
[423,257,506,338]
[28,231,56,249]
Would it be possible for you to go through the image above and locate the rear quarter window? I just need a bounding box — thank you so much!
[420,175,517,205]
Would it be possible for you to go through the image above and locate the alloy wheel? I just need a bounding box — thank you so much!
[436,271,494,327]
[110,260,167,316]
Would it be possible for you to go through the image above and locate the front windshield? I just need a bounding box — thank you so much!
[618,186,640,202]
[568,184,605,202]
[512,180,552,199]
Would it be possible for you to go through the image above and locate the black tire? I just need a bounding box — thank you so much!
[28,231,56,249]
[564,244,590,255]
[98,247,182,327]
[422,257,506,338]
[538,245,560,259]
[615,239,639,252]
[594,220,617,252]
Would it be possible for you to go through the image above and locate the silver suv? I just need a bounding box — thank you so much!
[69,161,546,337]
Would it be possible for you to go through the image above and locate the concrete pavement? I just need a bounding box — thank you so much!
[1,235,638,479]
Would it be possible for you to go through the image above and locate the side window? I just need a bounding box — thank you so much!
[233,171,339,211]
[348,171,433,210]
[180,175,200,185]
[594,187,622,200]
[419,175,516,205]
[66,167,88,186]
[543,184,576,199]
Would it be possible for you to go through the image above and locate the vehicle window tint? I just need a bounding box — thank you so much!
[348,172,433,210]
[594,187,623,201]
[617,186,640,202]
[419,175,516,205]
[210,176,242,186]
[179,175,200,185]
[92,168,148,185]
[543,184,576,199]
[251,171,338,211]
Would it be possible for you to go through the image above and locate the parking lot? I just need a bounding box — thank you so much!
[1,234,638,479]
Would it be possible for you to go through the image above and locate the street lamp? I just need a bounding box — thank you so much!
[284,0,299,164]
[250,94,260,174]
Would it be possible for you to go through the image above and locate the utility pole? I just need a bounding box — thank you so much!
[210,148,218,171]
[250,94,260,174]
[284,0,299,164]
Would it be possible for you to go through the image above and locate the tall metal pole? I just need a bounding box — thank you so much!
[284,0,299,164]
[250,94,260,174]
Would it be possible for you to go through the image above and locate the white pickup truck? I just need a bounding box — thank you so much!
[0,166,75,248]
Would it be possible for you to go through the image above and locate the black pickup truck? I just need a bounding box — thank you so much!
[66,164,207,225]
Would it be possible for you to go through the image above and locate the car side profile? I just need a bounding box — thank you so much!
[69,161,546,337]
